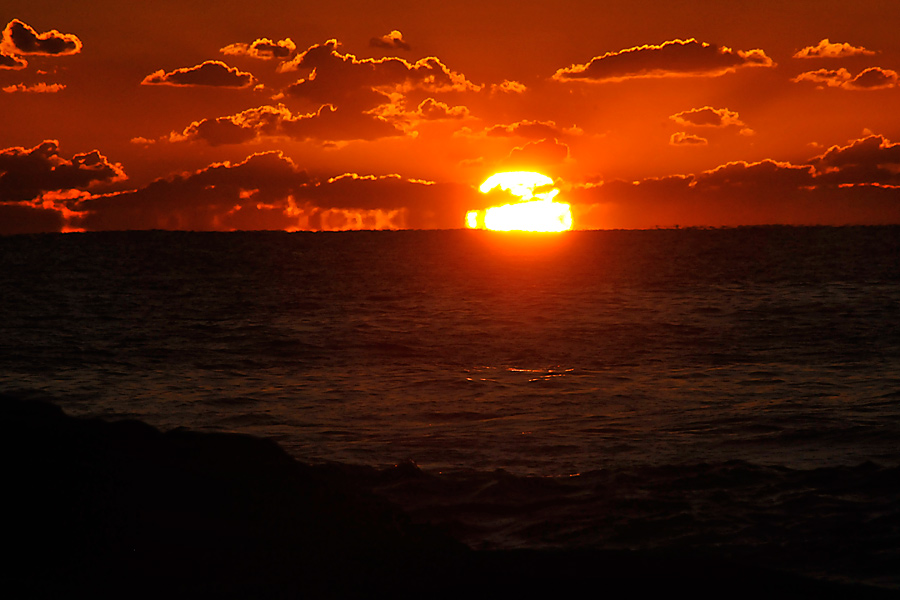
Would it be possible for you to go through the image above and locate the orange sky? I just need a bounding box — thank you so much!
[2,0,900,233]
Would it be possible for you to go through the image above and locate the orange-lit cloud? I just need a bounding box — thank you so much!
[793,39,876,59]
[552,38,774,82]
[416,98,469,120]
[142,60,256,87]
[370,30,411,51]
[0,140,125,203]
[491,80,526,94]
[220,37,296,60]
[792,66,898,89]
[670,132,708,146]
[2,82,65,93]
[172,103,403,145]
[1,19,82,56]
[670,106,744,128]
[506,138,570,165]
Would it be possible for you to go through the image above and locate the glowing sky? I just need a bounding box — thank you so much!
[2,0,900,233]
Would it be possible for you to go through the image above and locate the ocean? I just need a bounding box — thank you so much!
[2,226,899,590]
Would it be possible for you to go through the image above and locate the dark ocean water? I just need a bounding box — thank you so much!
[2,227,899,589]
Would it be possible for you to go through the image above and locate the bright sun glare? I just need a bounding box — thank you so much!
[466,172,573,232]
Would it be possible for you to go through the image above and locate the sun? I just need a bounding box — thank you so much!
[466,172,573,232]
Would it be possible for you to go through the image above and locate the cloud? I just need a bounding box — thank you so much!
[670,106,744,128]
[792,66,898,89]
[670,132,708,146]
[370,30,410,51]
[220,37,296,60]
[416,98,469,120]
[505,138,570,165]
[696,159,814,190]
[552,38,774,82]
[142,60,256,87]
[793,39,876,59]
[848,67,899,89]
[1,19,82,56]
[486,119,582,140]
[280,39,480,111]
[70,152,477,232]
[0,140,126,203]
[2,82,65,93]
[0,51,27,69]
[809,134,900,185]
[0,202,67,235]
[172,103,404,145]
[73,151,308,231]
[568,145,900,229]
[491,80,527,94]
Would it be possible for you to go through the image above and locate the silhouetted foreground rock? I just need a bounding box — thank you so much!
[2,395,892,599]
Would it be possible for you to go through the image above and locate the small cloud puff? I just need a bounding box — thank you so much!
[553,38,774,82]
[220,37,296,60]
[793,39,875,59]
[491,80,527,94]
[1,19,82,56]
[670,132,708,146]
[142,60,256,88]
[670,106,744,128]
[792,67,898,90]
[370,30,411,51]
[0,51,28,69]
[416,98,469,120]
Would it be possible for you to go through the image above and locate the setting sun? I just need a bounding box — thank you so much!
[466,172,573,232]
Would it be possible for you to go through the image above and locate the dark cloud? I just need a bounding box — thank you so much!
[74,151,308,231]
[173,103,404,145]
[670,106,743,128]
[0,51,27,69]
[0,140,126,203]
[296,174,476,230]
[696,159,815,190]
[72,152,477,231]
[281,39,480,111]
[0,202,65,235]
[670,132,708,146]
[569,137,900,229]
[370,30,411,51]
[486,119,580,140]
[848,67,898,89]
[793,39,875,59]
[220,38,296,60]
[553,38,774,82]
[142,61,256,88]
[1,19,82,56]
[810,134,900,185]
[792,67,898,89]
